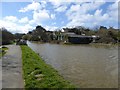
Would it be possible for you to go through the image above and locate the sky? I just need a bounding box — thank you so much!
[0,0,120,33]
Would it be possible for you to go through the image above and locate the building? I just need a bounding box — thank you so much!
[67,34,93,44]
[62,32,93,44]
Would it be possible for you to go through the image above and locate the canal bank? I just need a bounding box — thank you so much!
[21,45,75,88]
[29,40,119,48]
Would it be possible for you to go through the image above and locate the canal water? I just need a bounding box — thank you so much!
[27,41,118,88]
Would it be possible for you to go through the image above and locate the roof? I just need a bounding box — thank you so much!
[68,34,92,38]
[63,32,75,35]
[63,32,93,38]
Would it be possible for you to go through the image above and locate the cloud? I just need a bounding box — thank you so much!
[45,25,58,31]
[0,20,33,33]
[32,10,50,23]
[66,2,105,17]
[48,0,118,3]
[19,1,51,25]
[65,2,119,28]
[19,17,29,23]
[49,0,64,8]
[107,2,118,23]
[19,1,41,12]
[50,14,56,19]
[4,16,18,22]
[55,5,67,12]
[49,0,72,13]
[19,1,47,12]
[2,16,32,33]
[2,0,119,2]
[66,9,110,28]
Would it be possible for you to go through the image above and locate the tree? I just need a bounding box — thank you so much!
[22,34,31,40]
[1,28,15,45]
[14,33,25,40]
[28,25,49,42]
[99,26,107,30]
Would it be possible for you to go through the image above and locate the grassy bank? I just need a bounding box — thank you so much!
[21,45,75,88]
[0,46,8,58]
[89,43,118,48]
[63,42,118,48]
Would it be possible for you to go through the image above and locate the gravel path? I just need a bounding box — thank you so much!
[2,45,24,88]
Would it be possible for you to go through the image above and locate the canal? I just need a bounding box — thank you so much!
[27,41,118,88]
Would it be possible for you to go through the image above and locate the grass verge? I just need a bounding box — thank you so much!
[0,46,8,58]
[21,45,75,88]
[64,42,118,48]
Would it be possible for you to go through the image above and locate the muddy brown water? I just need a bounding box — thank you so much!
[27,41,118,88]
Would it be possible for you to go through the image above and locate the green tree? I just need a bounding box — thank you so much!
[1,28,15,45]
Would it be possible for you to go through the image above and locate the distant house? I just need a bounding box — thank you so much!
[67,34,93,44]
[63,32,93,44]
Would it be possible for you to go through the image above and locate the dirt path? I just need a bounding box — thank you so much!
[2,45,24,88]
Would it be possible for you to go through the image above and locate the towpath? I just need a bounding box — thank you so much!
[2,45,24,88]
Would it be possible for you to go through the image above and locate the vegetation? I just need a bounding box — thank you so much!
[21,45,75,88]
[0,46,8,58]
[63,26,119,44]
[24,25,49,42]
[1,28,15,45]
[1,25,120,45]
[22,25,120,44]
[14,33,26,40]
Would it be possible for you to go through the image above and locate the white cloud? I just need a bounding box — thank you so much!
[66,19,85,27]
[19,1,41,12]
[19,1,51,25]
[94,9,102,16]
[0,20,33,33]
[49,0,65,8]
[45,25,58,31]
[29,20,36,25]
[65,2,118,28]
[48,0,118,3]
[2,16,33,33]
[40,1,47,8]
[19,1,47,12]
[66,8,110,28]
[94,9,109,22]
[55,5,67,12]
[50,14,56,19]
[70,4,80,12]
[66,2,105,17]
[19,17,29,23]
[32,10,50,23]
[4,16,18,22]
[49,0,72,13]
[107,2,118,23]
[108,2,118,10]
